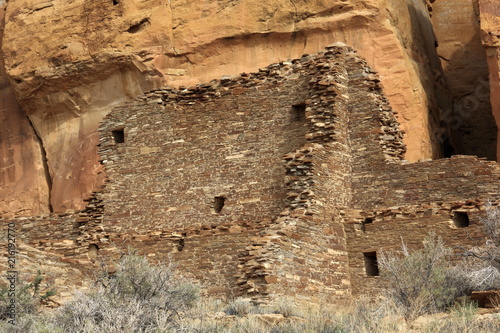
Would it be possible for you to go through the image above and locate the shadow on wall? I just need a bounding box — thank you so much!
[444,32,497,161]
[405,0,453,160]
[408,0,497,160]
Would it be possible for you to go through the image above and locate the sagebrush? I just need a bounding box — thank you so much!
[378,234,467,320]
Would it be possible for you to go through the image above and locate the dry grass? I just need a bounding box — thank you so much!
[1,292,500,332]
[2,247,500,332]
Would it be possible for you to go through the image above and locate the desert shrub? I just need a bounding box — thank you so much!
[420,300,500,333]
[480,203,500,247]
[268,299,401,333]
[224,298,257,316]
[0,313,65,333]
[49,253,199,333]
[270,321,345,333]
[0,270,55,322]
[336,298,407,333]
[447,258,500,294]
[273,299,297,318]
[459,203,500,286]
[378,233,465,320]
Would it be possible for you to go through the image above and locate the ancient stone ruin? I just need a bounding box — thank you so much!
[3,45,500,303]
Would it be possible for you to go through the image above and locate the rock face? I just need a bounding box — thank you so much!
[431,0,496,160]
[0,10,50,217]
[0,0,497,214]
[479,0,500,159]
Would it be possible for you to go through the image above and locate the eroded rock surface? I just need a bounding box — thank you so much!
[0,10,50,217]
[431,0,496,160]
[479,0,500,159]
[0,0,496,213]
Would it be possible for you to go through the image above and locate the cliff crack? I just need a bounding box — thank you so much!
[183,54,194,65]
[438,55,450,62]
[25,115,53,213]
[31,2,54,13]
[288,0,298,24]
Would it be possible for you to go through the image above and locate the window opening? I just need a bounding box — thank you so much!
[292,104,306,121]
[88,244,99,260]
[177,239,185,252]
[112,128,125,144]
[361,217,373,232]
[363,251,379,276]
[113,0,119,5]
[452,211,469,228]
[214,196,225,213]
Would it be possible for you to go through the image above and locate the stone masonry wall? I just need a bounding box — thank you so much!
[345,51,500,209]
[2,45,500,303]
[234,49,354,302]
[342,200,500,296]
[338,47,500,296]
[99,74,310,232]
[352,156,500,209]
[96,45,362,301]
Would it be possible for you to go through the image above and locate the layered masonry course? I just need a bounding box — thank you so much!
[2,45,500,303]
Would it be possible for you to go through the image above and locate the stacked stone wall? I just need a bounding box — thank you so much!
[2,45,500,303]
[352,156,500,209]
[95,46,361,300]
[234,50,354,301]
[341,48,500,295]
[345,51,500,209]
[99,79,310,232]
[0,193,105,260]
[342,200,499,296]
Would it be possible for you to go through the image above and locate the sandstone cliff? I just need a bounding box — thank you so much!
[0,9,50,217]
[479,0,500,159]
[0,0,497,215]
[431,0,496,159]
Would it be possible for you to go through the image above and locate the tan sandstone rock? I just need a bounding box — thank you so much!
[0,9,50,217]
[431,0,496,160]
[479,0,500,159]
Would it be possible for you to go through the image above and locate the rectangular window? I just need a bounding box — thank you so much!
[214,196,225,213]
[363,251,379,276]
[292,104,306,121]
[361,217,373,232]
[112,128,125,143]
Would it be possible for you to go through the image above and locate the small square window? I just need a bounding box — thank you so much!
[112,128,125,144]
[214,196,225,213]
[292,104,306,121]
[452,211,469,228]
[361,217,373,232]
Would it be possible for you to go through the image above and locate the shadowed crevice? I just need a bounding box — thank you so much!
[25,115,53,213]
